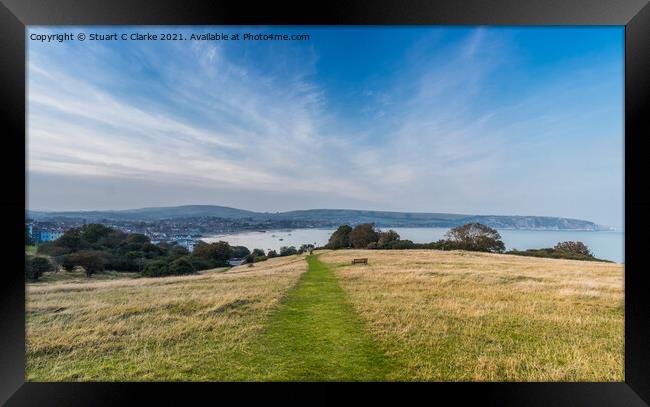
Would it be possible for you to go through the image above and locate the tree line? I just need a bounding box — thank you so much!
[325,222,506,252]
[324,222,605,261]
[26,224,307,281]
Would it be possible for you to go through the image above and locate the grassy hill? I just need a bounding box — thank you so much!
[26,257,306,381]
[26,250,623,381]
[320,249,623,381]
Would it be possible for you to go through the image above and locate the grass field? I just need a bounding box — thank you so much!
[26,256,306,381]
[26,250,623,381]
[319,249,624,381]
[31,269,142,284]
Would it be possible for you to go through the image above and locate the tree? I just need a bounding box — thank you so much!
[37,241,73,257]
[167,244,190,260]
[230,246,251,259]
[60,255,76,271]
[26,256,53,281]
[168,257,195,276]
[554,241,592,257]
[142,260,169,277]
[349,224,379,249]
[267,250,278,258]
[188,256,214,272]
[124,233,150,251]
[142,242,164,258]
[97,230,128,249]
[80,224,114,244]
[279,246,297,256]
[57,228,83,249]
[66,250,107,277]
[252,248,265,257]
[123,251,147,271]
[377,229,400,248]
[193,241,232,262]
[326,225,352,249]
[445,223,505,253]
[213,241,233,260]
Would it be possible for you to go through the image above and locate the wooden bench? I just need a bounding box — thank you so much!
[351,258,368,265]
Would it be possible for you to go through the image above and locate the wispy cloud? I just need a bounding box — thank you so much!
[27,27,623,225]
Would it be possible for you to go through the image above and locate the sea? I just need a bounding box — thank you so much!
[203,227,624,263]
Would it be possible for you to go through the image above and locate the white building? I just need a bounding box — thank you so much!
[37,230,64,242]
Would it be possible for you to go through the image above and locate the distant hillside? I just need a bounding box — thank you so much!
[28,205,261,221]
[27,205,601,231]
[277,209,599,230]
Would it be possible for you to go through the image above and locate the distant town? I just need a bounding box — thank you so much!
[25,215,331,251]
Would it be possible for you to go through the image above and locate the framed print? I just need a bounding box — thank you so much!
[1,0,648,405]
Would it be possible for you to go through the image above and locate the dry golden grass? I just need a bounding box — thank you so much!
[26,256,307,381]
[318,249,624,381]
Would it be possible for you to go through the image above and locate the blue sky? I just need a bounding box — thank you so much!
[27,27,623,226]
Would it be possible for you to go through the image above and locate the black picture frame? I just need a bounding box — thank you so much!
[1,0,648,405]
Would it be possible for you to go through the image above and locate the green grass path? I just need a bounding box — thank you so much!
[251,255,393,381]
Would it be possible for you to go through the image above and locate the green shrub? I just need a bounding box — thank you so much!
[189,257,211,271]
[104,253,140,272]
[60,255,75,271]
[36,242,73,257]
[230,246,251,259]
[384,239,417,250]
[279,246,298,256]
[188,256,226,271]
[252,248,265,257]
[506,248,609,262]
[167,244,190,260]
[168,257,195,275]
[142,260,169,277]
[26,256,53,281]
